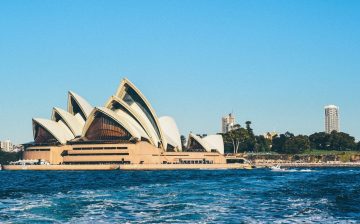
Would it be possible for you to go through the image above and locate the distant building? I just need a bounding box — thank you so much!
[0,140,14,152]
[264,132,278,141]
[325,105,340,134]
[12,145,24,153]
[222,113,236,133]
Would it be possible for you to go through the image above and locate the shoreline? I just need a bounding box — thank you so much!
[254,162,360,168]
[1,163,253,171]
[2,162,360,171]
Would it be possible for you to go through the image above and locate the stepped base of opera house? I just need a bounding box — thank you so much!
[3,142,252,171]
[3,163,252,171]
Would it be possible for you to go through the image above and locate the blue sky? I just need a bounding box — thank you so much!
[1,0,360,144]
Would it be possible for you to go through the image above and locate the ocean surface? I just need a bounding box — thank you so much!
[0,168,360,223]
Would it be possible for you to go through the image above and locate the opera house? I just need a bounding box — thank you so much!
[4,78,251,170]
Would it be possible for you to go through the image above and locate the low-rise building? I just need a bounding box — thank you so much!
[264,132,278,141]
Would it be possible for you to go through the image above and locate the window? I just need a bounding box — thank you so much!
[66,153,129,156]
[27,148,50,152]
[70,97,86,121]
[34,125,59,144]
[123,84,161,137]
[187,138,206,152]
[85,113,132,141]
[226,159,245,164]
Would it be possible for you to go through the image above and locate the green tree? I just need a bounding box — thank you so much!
[309,131,356,151]
[0,151,21,165]
[223,121,270,153]
[272,132,310,154]
[283,135,310,154]
[245,121,254,136]
[180,135,187,149]
[255,135,271,152]
[223,130,240,154]
[272,134,287,153]
[222,124,251,153]
[309,132,330,150]
[245,121,256,151]
[329,131,356,151]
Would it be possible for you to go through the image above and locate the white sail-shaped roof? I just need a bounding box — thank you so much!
[82,107,146,141]
[112,108,150,141]
[114,79,167,149]
[188,133,211,151]
[188,133,224,154]
[159,116,182,151]
[105,96,160,147]
[203,135,224,154]
[33,118,75,144]
[67,91,93,122]
[51,107,84,137]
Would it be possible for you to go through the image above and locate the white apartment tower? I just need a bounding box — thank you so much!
[324,105,340,134]
[0,140,14,152]
[222,113,236,133]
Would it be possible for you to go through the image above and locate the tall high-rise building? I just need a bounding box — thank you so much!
[324,105,340,134]
[222,113,236,133]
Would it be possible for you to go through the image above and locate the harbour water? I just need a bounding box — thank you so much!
[1,168,360,223]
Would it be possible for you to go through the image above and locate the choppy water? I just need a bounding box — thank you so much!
[0,168,360,223]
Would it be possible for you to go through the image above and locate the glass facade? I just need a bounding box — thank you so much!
[70,97,86,121]
[122,84,161,138]
[34,125,58,144]
[188,138,206,152]
[85,112,132,141]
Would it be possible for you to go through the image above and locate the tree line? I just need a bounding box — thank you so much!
[0,151,22,165]
[222,121,360,154]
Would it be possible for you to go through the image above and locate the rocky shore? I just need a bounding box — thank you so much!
[254,162,360,168]
[243,153,360,168]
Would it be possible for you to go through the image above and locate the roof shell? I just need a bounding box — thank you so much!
[203,135,224,154]
[159,116,182,151]
[114,79,167,149]
[105,96,160,146]
[82,107,145,141]
[67,91,93,119]
[33,118,75,144]
[188,133,211,151]
[112,108,150,141]
[52,107,84,137]
[188,133,224,154]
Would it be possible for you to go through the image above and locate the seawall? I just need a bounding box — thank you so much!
[2,163,253,171]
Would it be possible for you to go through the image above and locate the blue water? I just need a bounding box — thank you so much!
[0,168,360,223]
